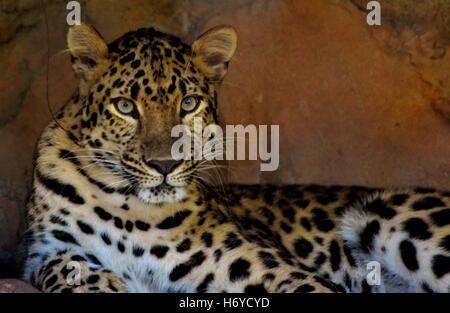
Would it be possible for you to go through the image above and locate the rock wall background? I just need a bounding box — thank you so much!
[0,0,449,275]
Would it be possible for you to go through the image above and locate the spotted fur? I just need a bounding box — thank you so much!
[23,23,450,293]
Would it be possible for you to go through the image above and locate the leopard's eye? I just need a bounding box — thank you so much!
[180,96,200,114]
[113,98,137,117]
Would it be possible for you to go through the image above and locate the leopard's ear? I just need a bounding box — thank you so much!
[67,23,110,96]
[192,25,237,82]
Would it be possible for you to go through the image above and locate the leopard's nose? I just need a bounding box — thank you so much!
[145,159,183,176]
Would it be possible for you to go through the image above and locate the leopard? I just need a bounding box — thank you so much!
[21,22,450,293]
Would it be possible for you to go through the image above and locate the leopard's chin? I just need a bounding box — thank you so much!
[137,183,187,204]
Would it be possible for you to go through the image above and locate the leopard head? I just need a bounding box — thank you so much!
[65,23,237,204]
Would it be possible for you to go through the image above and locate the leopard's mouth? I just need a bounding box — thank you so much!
[115,158,193,204]
[150,182,174,193]
[136,182,187,204]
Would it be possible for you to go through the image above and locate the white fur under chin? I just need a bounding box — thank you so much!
[137,186,187,204]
